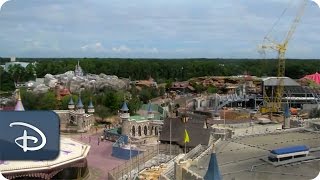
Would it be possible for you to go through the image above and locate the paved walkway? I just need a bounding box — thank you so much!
[63,129,126,180]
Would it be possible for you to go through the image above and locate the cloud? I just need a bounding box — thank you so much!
[0,0,319,58]
[111,45,131,53]
[81,42,105,52]
[111,45,159,54]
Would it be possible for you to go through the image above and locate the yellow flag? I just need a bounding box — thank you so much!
[184,129,190,143]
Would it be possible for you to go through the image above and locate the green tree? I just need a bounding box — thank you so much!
[103,90,124,113]
[8,64,25,83]
[207,85,218,94]
[38,91,57,110]
[95,105,111,121]
[0,66,15,91]
[139,87,152,103]
[165,80,173,90]
[159,86,165,96]
[20,90,38,110]
[128,97,142,115]
[25,64,36,81]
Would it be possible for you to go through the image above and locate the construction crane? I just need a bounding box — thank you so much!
[259,0,308,114]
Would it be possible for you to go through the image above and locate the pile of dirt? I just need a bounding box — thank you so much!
[220,110,250,120]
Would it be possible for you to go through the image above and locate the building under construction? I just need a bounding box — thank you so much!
[262,77,320,112]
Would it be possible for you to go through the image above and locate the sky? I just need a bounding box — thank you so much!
[0,0,319,58]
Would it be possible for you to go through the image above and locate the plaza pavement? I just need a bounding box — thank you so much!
[63,129,126,180]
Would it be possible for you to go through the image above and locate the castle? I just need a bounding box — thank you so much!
[54,95,95,133]
[119,102,163,139]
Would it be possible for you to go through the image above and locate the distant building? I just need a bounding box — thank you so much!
[74,61,84,77]
[170,81,195,94]
[134,77,158,89]
[3,57,35,72]
[160,116,211,151]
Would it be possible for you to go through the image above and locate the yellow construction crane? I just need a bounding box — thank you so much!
[259,0,308,114]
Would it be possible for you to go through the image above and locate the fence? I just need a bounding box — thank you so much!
[108,144,181,180]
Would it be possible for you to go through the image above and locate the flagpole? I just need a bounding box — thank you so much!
[184,123,187,154]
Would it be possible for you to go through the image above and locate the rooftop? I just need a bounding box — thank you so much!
[0,137,90,175]
[262,77,300,86]
[188,130,320,180]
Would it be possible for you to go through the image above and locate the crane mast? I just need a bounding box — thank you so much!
[260,0,307,113]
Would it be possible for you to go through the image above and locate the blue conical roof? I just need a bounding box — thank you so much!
[68,96,74,105]
[121,102,129,111]
[77,97,84,108]
[204,153,221,180]
[88,99,94,108]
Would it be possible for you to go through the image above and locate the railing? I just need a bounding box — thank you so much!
[182,144,206,161]
[160,155,181,180]
[108,144,181,180]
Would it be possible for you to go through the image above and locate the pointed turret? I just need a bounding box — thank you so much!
[120,101,130,119]
[87,98,95,114]
[68,96,75,110]
[14,90,25,111]
[121,102,129,112]
[77,97,84,108]
[204,145,221,180]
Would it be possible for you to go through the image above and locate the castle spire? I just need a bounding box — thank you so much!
[14,89,25,111]
[77,93,84,109]
[204,145,221,180]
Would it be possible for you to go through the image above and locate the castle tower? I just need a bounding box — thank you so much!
[204,145,221,180]
[74,60,83,77]
[14,89,25,111]
[147,103,154,120]
[120,102,130,136]
[68,96,75,110]
[87,98,95,114]
[120,102,130,119]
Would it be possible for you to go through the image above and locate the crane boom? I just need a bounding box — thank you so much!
[260,0,307,113]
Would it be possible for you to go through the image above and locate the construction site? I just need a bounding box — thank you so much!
[106,1,320,179]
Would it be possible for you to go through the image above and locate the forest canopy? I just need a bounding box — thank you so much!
[1,58,320,92]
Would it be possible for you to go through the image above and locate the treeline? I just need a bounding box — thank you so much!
[1,58,320,91]
[24,58,320,81]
